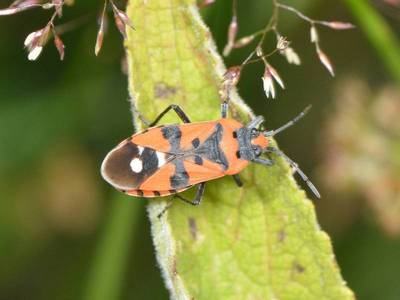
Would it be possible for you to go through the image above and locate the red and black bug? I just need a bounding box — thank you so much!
[101,102,320,207]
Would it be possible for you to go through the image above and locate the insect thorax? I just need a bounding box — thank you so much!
[235,127,258,161]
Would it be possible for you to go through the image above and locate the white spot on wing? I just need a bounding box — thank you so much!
[156,151,167,167]
[130,158,143,173]
[138,146,144,154]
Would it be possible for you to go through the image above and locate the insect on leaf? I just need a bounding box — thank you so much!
[125,1,354,299]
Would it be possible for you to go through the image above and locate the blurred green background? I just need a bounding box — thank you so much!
[1,0,400,299]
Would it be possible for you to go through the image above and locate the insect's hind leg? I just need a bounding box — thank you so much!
[232,174,243,187]
[157,183,206,218]
[221,101,229,118]
[132,105,152,127]
[175,183,206,206]
[149,104,191,127]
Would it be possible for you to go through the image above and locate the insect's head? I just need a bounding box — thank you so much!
[241,105,312,161]
[243,105,320,198]
[246,116,269,156]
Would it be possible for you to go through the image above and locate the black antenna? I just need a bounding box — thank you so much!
[264,105,312,137]
[265,147,321,198]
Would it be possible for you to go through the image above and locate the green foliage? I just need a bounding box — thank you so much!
[83,196,143,300]
[125,0,354,299]
[344,0,400,85]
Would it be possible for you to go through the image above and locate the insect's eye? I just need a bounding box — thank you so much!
[253,146,262,156]
[251,128,259,137]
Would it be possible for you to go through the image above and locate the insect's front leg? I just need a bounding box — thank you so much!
[149,104,191,126]
[133,104,192,128]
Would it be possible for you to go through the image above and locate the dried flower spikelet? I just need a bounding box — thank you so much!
[52,0,63,17]
[0,0,40,16]
[11,0,41,8]
[24,26,50,61]
[256,46,263,57]
[199,0,215,8]
[317,47,335,76]
[324,21,355,30]
[220,65,241,100]
[276,36,289,51]
[54,34,65,60]
[280,47,301,65]
[42,2,56,9]
[223,15,238,56]
[110,1,134,29]
[233,35,255,49]
[310,26,318,43]
[95,1,108,56]
[222,65,241,87]
[95,29,104,56]
[267,63,285,89]
[114,13,127,38]
[262,69,275,99]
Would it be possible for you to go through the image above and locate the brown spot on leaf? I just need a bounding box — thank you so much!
[171,258,178,277]
[154,82,178,99]
[188,217,197,240]
[293,262,305,273]
[278,229,286,242]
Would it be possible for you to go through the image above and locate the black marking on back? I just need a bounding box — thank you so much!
[137,189,144,196]
[193,123,229,170]
[154,191,161,196]
[160,125,191,189]
[236,151,241,158]
[170,161,189,189]
[232,131,237,138]
[191,138,200,148]
[141,147,159,173]
[161,126,181,152]
[157,123,228,190]
[194,155,203,165]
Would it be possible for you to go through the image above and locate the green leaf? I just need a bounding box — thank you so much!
[126,0,354,299]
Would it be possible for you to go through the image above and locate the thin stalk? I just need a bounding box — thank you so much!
[82,194,142,300]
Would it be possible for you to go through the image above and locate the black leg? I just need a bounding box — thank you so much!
[157,183,207,218]
[149,104,191,127]
[157,200,174,219]
[232,174,243,187]
[221,101,228,118]
[265,146,321,198]
[174,183,206,206]
[132,105,151,127]
[253,157,274,166]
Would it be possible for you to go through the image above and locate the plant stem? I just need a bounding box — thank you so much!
[82,194,142,300]
[343,0,400,85]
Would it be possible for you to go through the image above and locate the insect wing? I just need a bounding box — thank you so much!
[131,121,219,152]
[184,159,225,186]
[101,139,172,191]
[138,155,225,191]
